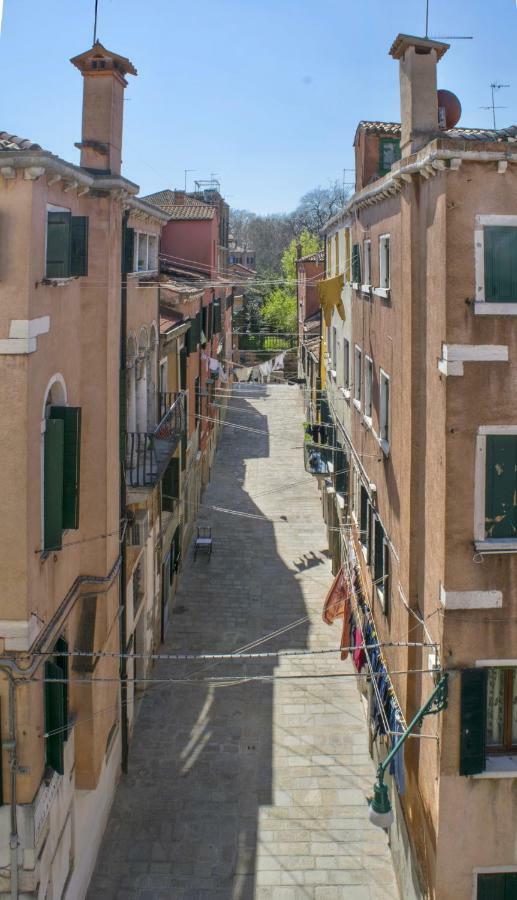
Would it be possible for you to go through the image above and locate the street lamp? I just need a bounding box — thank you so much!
[367,673,449,829]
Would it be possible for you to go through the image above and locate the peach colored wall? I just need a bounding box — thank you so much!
[160,217,218,278]
[0,169,123,801]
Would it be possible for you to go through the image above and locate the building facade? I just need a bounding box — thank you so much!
[314,32,517,900]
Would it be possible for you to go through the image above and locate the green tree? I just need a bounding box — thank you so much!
[281,230,321,284]
[261,288,297,334]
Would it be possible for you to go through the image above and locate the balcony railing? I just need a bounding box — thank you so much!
[126,392,186,489]
[233,331,297,351]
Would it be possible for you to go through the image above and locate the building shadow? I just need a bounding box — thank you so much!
[87,385,310,899]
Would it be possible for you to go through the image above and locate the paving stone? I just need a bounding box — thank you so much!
[87,387,398,899]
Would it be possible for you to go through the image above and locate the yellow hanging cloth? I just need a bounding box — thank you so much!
[318,274,345,325]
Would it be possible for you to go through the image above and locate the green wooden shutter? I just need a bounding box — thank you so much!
[335,449,347,494]
[505,875,517,899]
[54,637,69,741]
[213,301,222,334]
[44,419,64,551]
[162,457,180,511]
[460,668,487,776]
[50,407,81,530]
[44,661,65,774]
[70,216,89,276]
[180,347,187,391]
[485,435,517,539]
[374,518,384,583]
[122,225,135,274]
[477,874,506,900]
[46,212,71,278]
[484,227,517,302]
[351,244,361,283]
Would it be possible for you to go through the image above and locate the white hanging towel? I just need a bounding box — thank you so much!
[272,352,286,371]
[209,357,220,373]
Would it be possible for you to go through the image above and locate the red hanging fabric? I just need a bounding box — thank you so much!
[322,567,350,624]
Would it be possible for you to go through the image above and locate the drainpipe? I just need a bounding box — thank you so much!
[119,209,130,774]
[1,671,18,900]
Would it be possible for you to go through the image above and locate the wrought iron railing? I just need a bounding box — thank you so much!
[233,332,297,351]
[126,392,186,488]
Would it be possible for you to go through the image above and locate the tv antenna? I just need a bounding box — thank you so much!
[184,169,196,191]
[93,0,99,44]
[425,0,473,41]
[480,82,510,130]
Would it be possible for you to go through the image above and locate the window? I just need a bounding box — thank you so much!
[332,327,337,370]
[334,233,339,276]
[44,407,81,552]
[460,667,517,777]
[380,370,390,450]
[162,457,180,512]
[46,209,88,278]
[44,637,69,775]
[344,229,351,283]
[475,431,517,546]
[379,139,401,176]
[363,239,372,287]
[374,518,390,613]
[477,873,517,899]
[327,237,333,277]
[343,338,350,389]
[354,346,362,406]
[484,226,517,303]
[364,356,373,420]
[135,232,159,272]
[351,244,361,285]
[359,485,369,555]
[379,235,390,289]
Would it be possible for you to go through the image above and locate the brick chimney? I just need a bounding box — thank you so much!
[70,42,137,175]
[389,34,449,157]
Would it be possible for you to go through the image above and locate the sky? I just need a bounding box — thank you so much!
[1,0,517,214]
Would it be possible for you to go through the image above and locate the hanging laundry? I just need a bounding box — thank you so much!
[322,567,349,624]
[352,625,366,672]
[209,357,220,373]
[272,352,286,371]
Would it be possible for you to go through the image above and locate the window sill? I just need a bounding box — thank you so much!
[474,540,517,554]
[474,302,517,316]
[373,287,390,300]
[362,414,373,429]
[328,368,337,379]
[352,282,360,291]
[353,398,362,412]
[41,276,79,287]
[340,388,351,401]
[361,285,372,295]
[472,756,517,779]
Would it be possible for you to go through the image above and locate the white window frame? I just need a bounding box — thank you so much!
[343,338,350,394]
[379,369,390,454]
[364,355,373,424]
[362,239,372,292]
[474,214,517,315]
[376,234,391,298]
[474,426,517,551]
[135,231,159,273]
[353,346,362,410]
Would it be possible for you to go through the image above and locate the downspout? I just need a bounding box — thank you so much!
[1,671,18,900]
[119,209,130,774]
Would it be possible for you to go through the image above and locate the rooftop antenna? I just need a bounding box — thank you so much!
[425,0,473,41]
[93,0,99,44]
[480,82,510,130]
[184,169,196,191]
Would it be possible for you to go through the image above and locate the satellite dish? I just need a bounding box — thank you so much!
[437,90,462,130]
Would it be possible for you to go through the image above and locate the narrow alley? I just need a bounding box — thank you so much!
[88,385,398,900]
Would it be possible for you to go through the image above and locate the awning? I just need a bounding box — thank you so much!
[318,274,345,326]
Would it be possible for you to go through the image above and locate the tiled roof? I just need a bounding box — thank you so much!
[142,189,215,220]
[297,250,324,264]
[0,131,41,151]
[355,120,517,143]
[160,310,185,334]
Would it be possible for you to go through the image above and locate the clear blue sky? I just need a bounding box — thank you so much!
[1,0,516,214]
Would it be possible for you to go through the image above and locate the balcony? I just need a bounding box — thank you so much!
[126,392,186,489]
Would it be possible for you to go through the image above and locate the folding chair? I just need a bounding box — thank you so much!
[194,525,213,561]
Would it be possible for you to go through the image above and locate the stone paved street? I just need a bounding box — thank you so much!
[88,385,398,900]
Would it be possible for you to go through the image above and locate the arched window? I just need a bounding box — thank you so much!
[42,376,81,552]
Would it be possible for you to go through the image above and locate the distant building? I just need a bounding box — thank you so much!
[228,246,256,269]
